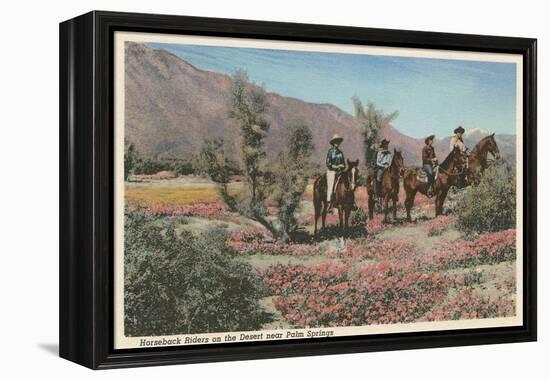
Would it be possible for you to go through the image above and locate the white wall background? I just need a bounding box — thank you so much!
[0,0,546,377]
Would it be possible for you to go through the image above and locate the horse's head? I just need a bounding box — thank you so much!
[486,133,501,161]
[346,159,360,191]
[393,148,405,176]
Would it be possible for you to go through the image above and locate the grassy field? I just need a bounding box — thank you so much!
[126,176,244,207]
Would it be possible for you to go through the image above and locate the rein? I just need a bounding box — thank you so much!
[470,137,499,167]
[437,151,465,177]
[388,154,403,180]
[338,170,353,192]
[387,167,400,181]
[438,166,464,176]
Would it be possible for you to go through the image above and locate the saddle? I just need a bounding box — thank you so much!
[417,166,439,183]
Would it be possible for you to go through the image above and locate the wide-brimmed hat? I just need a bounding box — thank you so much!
[380,138,390,147]
[425,134,435,144]
[454,126,465,134]
[330,134,344,145]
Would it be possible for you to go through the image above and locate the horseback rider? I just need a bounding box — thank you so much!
[422,134,438,197]
[375,139,392,199]
[449,126,468,186]
[450,126,468,153]
[326,134,346,209]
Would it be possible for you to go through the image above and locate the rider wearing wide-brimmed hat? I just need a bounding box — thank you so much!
[422,134,437,197]
[326,134,346,206]
[449,126,469,186]
[450,126,467,153]
[375,139,392,197]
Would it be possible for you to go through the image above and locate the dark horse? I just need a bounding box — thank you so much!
[403,146,467,221]
[467,133,501,183]
[313,159,360,234]
[365,149,405,222]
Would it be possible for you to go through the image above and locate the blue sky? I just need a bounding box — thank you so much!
[148,42,517,138]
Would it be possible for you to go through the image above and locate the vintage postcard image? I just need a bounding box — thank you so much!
[114,32,523,349]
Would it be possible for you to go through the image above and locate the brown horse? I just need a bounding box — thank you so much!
[467,133,501,183]
[313,159,359,235]
[365,149,405,222]
[403,146,467,221]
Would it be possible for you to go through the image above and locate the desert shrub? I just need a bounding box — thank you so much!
[444,187,467,213]
[351,206,368,227]
[456,164,516,234]
[124,209,268,336]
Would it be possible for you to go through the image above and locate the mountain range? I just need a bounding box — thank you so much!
[124,42,516,167]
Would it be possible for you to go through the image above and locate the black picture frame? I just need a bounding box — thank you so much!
[59,10,537,369]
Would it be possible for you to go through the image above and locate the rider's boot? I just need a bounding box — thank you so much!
[427,181,434,198]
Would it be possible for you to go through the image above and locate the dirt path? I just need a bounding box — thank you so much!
[243,254,341,270]
[259,296,292,329]
[377,222,461,252]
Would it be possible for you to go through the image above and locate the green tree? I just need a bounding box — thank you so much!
[229,69,270,208]
[201,70,315,242]
[124,140,139,180]
[273,122,314,240]
[224,69,280,236]
[199,138,238,211]
[352,96,398,167]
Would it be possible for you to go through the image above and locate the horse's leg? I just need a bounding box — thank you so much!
[383,193,390,223]
[344,207,350,229]
[321,201,327,230]
[405,190,416,222]
[436,188,445,216]
[314,200,319,235]
[437,188,449,216]
[392,191,398,220]
[368,192,375,219]
[338,206,344,232]
[435,190,443,216]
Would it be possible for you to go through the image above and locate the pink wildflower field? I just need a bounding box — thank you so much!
[127,175,518,329]
[424,215,455,236]
[260,228,516,327]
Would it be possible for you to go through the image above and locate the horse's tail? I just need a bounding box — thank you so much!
[403,168,414,191]
[313,175,326,233]
[364,168,376,194]
[313,175,325,203]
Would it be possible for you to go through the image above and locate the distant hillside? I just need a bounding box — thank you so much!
[125,42,516,168]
